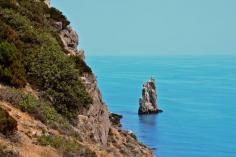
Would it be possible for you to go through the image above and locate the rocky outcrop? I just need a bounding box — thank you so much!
[50,16,85,59]
[50,23,84,59]
[139,78,163,114]
[59,25,85,59]
[60,25,78,49]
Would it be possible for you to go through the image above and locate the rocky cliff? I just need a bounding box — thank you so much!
[51,16,110,146]
[57,13,154,157]
[0,0,154,156]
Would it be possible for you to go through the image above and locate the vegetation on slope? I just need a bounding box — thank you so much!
[37,135,97,157]
[0,87,67,128]
[0,1,99,156]
[0,0,92,120]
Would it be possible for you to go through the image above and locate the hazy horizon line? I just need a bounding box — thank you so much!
[85,53,236,57]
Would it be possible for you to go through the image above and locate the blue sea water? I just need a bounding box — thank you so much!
[86,55,236,157]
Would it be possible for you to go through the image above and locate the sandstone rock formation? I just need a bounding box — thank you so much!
[139,78,163,114]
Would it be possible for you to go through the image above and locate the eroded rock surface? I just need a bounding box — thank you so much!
[139,78,163,114]
[59,26,85,59]
[77,73,111,146]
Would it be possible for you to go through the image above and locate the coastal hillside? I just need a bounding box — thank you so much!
[0,0,154,156]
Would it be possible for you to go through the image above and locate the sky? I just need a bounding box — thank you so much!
[51,0,236,56]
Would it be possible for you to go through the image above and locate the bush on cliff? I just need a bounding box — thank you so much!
[0,1,92,120]
[24,36,92,119]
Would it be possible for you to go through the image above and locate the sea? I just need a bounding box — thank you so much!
[86,55,236,157]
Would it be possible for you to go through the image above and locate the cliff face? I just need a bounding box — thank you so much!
[59,21,154,157]
[78,73,111,145]
[55,21,110,146]
[0,0,154,156]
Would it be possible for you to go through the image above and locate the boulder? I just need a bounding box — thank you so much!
[138,78,163,114]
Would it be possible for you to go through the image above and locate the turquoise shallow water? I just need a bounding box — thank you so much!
[86,56,236,157]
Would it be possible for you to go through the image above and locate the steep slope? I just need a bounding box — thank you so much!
[0,0,154,156]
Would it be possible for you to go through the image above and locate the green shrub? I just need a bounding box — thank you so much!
[0,41,26,87]
[17,0,50,26]
[24,37,92,120]
[1,8,31,30]
[37,135,97,157]
[0,107,17,135]
[1,9,43,45]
